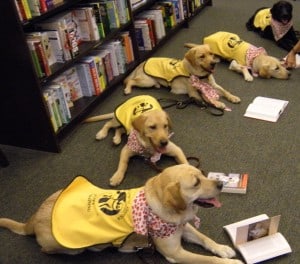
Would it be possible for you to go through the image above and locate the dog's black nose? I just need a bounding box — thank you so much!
[217,181,223,190]
[160,140,168,147]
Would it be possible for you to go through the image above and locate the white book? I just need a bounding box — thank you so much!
[140,10,166,41]
[224,214,292,264]
[244,96,288,122]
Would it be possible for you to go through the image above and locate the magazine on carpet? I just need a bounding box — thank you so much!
[223,214,292,264]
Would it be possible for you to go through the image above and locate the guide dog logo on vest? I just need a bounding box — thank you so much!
[115,95,162,134]
[98,191,127,216]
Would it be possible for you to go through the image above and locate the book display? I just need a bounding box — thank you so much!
[224,214,292,264]
[0,0,212,152]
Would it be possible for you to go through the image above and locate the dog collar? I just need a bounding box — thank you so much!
[270,18,293,41]
[132,190,201,239]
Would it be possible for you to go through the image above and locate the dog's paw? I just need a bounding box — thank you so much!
[212,244,237,259]
[228,95,241,103]
[112,135,122,145]
[109,172,124,186]
[95,130,107,140]
[124,87,132,95]
[244,74,253,82]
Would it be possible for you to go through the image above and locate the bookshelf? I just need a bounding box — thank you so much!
[0,0,212,153]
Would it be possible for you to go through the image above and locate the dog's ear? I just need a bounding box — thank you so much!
[132,115,146,133]
[163,182,186,212]
[164,111,172,130]
[184,43,198,48]
[259,64,272,79]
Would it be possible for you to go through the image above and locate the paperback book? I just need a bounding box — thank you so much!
[244,96,289,122]
[207,172,248,194]
[223,214,292,264]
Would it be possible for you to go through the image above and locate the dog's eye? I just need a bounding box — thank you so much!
[199,54,205,59]
[149,125,156,130]
[164,124,168,129]
[194,178,201,187]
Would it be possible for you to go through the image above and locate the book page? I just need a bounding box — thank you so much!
[237,233,292,264]
[223,214,269,244]
[235,215,281,245]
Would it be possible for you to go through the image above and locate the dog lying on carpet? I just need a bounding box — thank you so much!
[123,44,241,110]
[0,164,243,264]
[246,0,298,52]
[84,95,188,186]
[199,31,290,82]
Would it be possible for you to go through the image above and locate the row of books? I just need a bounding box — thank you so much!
[43,34,135,132]
[14,0,64,21]
[133,0,203,51]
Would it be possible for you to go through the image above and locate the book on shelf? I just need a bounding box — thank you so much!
[45,30,65,63]
[20,0,32,20]
[170,0,184,23]
[39,0,48,13]
[44,87,63,128]
[223,214,292,264]
[36,11,80,61]
[52,75,74,108]
[130,0,147,11]
[78,56,101,96]
[157,1,177,28]
[43,90,58,132]
[32,38,52,77]
[26,31,57,66]
[73,7,100,41]
[62,67,83,102]
[95,49,114,82]
[114,0,130,25]
[27,0,41,17]
[207,172,248,194]
[26,39,44,78]
[105,41,126,75]
[80,2,106,39]
[139,9,166,41]
[244,96,289,122]
[102,0,120,30]
[47,84,71,124]
[120,31,135,64]
[136,16,156,48]
[102,44,119,77]
[88,51,108,92]
[134,20,152,51]
[75,62,95,97]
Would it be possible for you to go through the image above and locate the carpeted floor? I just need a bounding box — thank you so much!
[0,0,299,263]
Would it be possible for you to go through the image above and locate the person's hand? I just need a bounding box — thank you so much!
[285,49,297,69]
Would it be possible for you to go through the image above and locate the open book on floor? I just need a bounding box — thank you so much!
[244,96,288,122]
[207,172,248,194]
[223,214,292,264]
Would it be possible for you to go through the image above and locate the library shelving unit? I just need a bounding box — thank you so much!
[0,0,212,153]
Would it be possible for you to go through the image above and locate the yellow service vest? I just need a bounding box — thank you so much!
[115,95,162,134]
[203,31,251,66]
[52,176,142,249]
[143,58,190,83]
[253,8,271,30]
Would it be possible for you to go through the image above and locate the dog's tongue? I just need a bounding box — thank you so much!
[195,197,222,208]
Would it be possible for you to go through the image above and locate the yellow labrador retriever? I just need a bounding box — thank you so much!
[123,44,241,110]
[198,31,290,81]
[84,95,188,186]
[0,164,243,264]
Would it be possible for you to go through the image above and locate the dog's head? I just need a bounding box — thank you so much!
[183,44,220,77]
[256,56,291,79]
[145,164,222,221]
[132,109,171,153]
[271,0,293,25]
